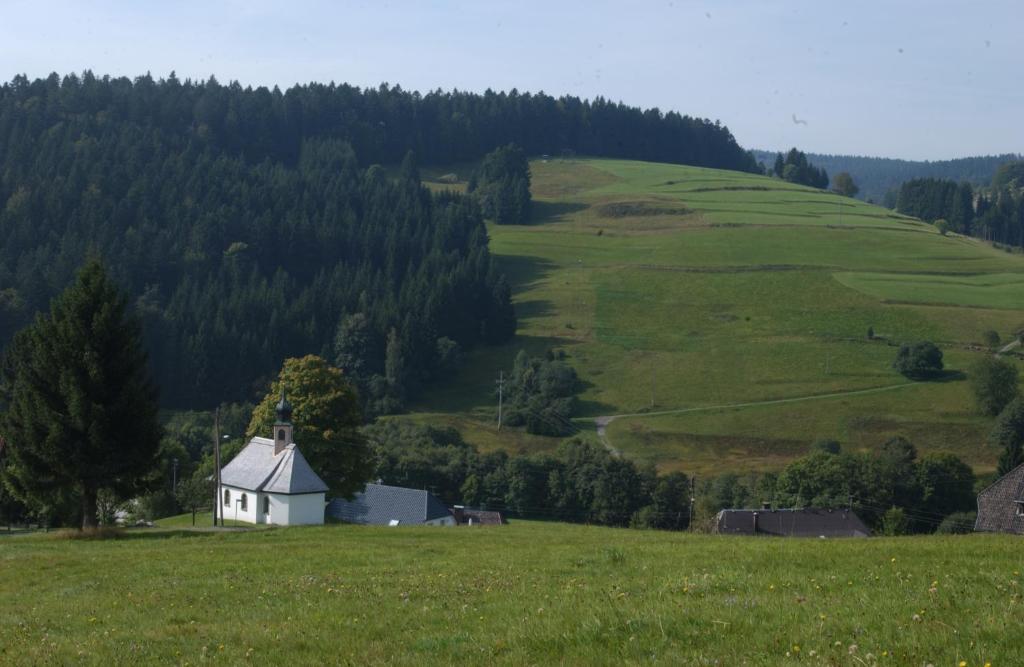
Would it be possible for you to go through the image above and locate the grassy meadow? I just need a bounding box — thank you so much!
[415,158,1024,474]
[1,522,1021,665]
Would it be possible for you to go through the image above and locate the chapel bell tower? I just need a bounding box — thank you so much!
[274,389,294,455]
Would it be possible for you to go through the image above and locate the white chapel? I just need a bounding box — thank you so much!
[219,392,328,525]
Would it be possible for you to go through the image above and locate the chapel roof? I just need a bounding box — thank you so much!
[220,437,328,495]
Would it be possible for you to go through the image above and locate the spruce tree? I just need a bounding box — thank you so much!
[0,260,162,528]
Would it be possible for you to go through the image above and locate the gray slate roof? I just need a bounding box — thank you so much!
[715,508,870,537]
[975,461,1024,534]
[220,437,328,495]
[327,483,452,525]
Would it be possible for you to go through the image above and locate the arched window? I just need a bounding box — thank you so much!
[278,429,286,441]
[223,489,230,506]
[240,493,248,512]
[263,496,270,515]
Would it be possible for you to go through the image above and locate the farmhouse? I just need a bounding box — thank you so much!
[327,483,455,526]
[218,393,328,526]
[715,507,870,538]
[975,462,1024,534]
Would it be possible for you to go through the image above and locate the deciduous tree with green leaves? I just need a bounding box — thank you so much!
[246,355,373,499]
[969,356,1019,416]
[831,171,859,197]
[892,341,944,379]
[0,260,163,529]
[990,397,1024,476]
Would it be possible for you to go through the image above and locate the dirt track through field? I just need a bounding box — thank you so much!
[588,381,922,456]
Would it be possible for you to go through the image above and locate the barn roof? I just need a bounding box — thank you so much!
[451,507,505,526]
[715,508,870,537]
[326,483,452,526]
[975,461,1024,534]
[220,437,328,495]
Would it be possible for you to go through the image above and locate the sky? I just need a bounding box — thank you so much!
[1,1,1021,161]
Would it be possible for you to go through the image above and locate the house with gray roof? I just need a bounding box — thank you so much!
[975,462,1024,534]
[715,507,870,538]
[327,483,455,526]
[219,392,328,526]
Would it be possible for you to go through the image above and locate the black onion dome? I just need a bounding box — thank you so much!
[275,389,293,423]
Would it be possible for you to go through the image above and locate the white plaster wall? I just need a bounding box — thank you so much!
[219,485,259,525]
[274,493,325,525]
[424,514,456,527]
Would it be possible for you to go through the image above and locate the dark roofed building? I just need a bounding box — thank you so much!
[451,506,505,526]
[975,462,1024,534]
[327,483,455,526]
[715,507,870,538]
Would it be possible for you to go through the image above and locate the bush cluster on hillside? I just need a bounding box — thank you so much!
[502,350,580,436]
[770,148,829,189]
[367,420,691,529]
[892,341,944,379]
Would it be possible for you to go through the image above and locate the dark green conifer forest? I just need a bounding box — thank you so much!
[0,72,759,410]
[896,165,1024,245]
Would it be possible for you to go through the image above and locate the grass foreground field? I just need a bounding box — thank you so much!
[416,158,1024,475]
[1,522,1022,665]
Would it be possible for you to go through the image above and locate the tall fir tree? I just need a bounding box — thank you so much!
[0,260,163,528]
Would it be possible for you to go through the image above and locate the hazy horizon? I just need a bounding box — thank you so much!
[2,0,1021,161]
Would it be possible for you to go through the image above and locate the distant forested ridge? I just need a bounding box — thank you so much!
[0,72,760,410]
[752,150,1022,204]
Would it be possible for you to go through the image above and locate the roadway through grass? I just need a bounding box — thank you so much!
[415,158,1024,474]
[1,523,1021,665]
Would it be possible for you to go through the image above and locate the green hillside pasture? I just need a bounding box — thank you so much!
[1,524,1022,665]
[835,270,1024,311]
[604,360,999,475]
[415,158,1024,473]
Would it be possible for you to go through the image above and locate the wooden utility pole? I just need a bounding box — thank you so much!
[496,371,505,431]
[689,475,696,531]
[213,407,222,527]
[651,359,656,409]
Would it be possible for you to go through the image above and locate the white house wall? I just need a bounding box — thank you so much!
[220,485,261,525]
[424,515,456,527]
[218,486,325,526]
[276,492,326,526]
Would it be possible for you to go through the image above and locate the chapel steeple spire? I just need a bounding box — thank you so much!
[273,388,294,455]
